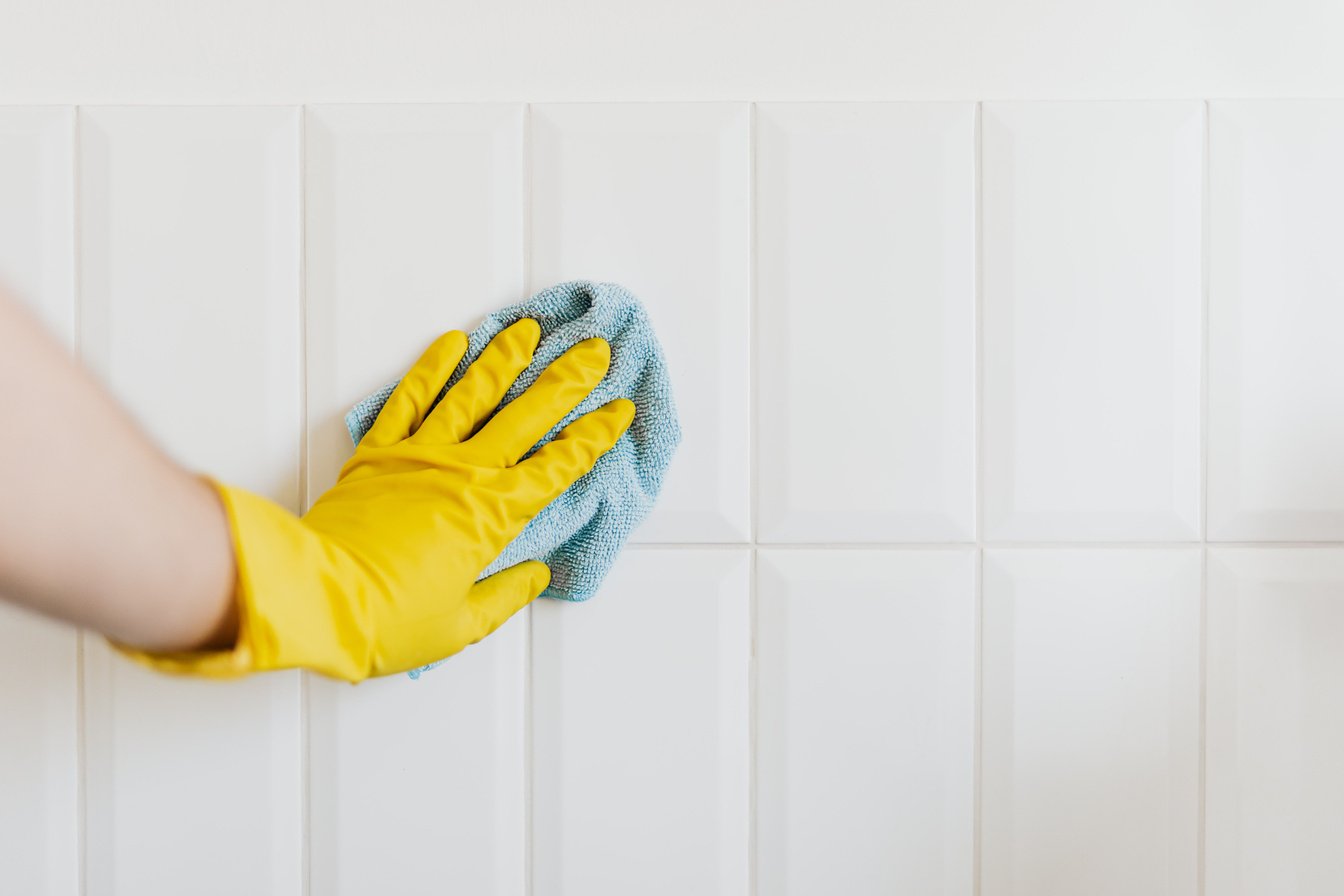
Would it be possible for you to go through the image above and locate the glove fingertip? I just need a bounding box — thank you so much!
[607,397,636,432]
[517,559,552,599]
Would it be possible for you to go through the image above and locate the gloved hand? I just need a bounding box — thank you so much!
[111,318,634,683]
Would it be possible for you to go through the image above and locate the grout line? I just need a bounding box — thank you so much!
[633,540,1247,549]
[522,102,533,314]
[23,97,1344,114]
[75,632,87,896]
[977,541,1202,550]
[71,106,85,360]
[1203,541,1344,548]
[629,542,977,551]
[297,103,312,896]
[297,106,310,513]
[746,99,760,896]
[72,103,89,896]
[33,97,1311,109]
[972,98,984,896]
[747,105,760,568]
[1200,100,1212,545]
[624,541,1344,552]
[748,546,760,896]
[973,544,985,896]
[522,99,535,896]
[974,102,986,551]
[1197,97,1212,896]
[1198,545,1209,896]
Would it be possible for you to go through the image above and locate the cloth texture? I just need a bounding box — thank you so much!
[345,280,680,677]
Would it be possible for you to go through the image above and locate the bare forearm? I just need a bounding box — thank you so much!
[0,287,237,651]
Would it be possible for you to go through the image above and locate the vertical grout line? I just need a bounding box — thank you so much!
[973,544,985,896]
[748,545,760,896]
[971,99,985,896]
[1198,544,1209,896]
[746,100,759,896]
[522,100,535,896]
[73,103,89,896]
[974,103,985,552]
[1197,98,1212,896]
[1200,101,1212,547]
[297,109,309,513]
[297,104,312,896]
[747,107,760,554]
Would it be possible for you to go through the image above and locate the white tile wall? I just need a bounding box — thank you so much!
[2,100,1344,896]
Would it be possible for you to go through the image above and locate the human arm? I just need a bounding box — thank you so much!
[0,286,631,681]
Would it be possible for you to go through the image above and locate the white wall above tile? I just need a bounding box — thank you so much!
[6,0,1344,104]
[982,102,1204,542]
[756,103,976,543]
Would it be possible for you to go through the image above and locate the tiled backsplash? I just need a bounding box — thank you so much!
[2,101,1343,895]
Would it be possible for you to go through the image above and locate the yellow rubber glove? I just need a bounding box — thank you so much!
[111,318,634,683]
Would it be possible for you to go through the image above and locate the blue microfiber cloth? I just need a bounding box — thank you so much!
[345,280,681,678]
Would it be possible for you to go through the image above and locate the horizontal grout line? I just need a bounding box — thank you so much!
[32,96,1344,115]
[627,540,1344,550]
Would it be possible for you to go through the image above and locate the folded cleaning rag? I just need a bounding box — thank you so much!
[345,280,681,678]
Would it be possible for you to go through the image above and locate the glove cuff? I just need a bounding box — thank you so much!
[110,478,373,682]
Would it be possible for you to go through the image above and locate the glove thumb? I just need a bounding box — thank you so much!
[464,560,551,642]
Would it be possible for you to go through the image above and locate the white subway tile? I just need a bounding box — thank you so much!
[0,106,75,340]
[1206,548,1344,894]
[756,103,976,542]
[80,106,302,503]
[756,549,976,895]
[982,102,1203,541]
[0,105,79,896]
[308,619,526,896]
[532,549,750,896]
[1208,101,1344,540]
[304,103,527,896]
[530,103,751,542]
[305,103,526,494]
[0,607,78,896]
[82,651,302,895]
[79,106,303,896]
[981,549,1201,896]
